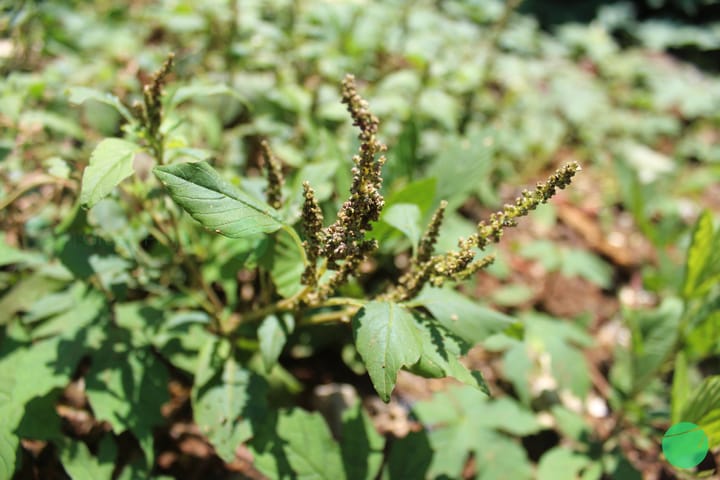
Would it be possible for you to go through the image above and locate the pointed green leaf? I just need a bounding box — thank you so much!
[266,228,305,298]
[154,161,285,237]
[383,431,433,480]
[340,402,385,480]
[277,409,345,480]
[408,315,489,395]
[193,357,268,463]
[258,313,295,371]
[80,138,140,208]
[86,339,169,464]
[413,386,535,479]
[382,203,422,247]
[352,302,422,401]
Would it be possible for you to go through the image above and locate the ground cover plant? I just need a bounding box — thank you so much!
[2,0,720,479]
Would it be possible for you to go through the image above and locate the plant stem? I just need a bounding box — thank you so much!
[306,308,359,324]
[282,224,309,266]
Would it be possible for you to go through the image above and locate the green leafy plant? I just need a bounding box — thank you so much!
[0,53,579,478]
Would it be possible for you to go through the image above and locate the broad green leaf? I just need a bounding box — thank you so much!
[258,313,295,372]
[368,177,436,246]
[193,335,231,392]
[385,177,437,216]
[194,358,268,463]
[85,338,169,464]
[408,315,489,394]
[23,282,86,324]
[671,351,690,423]
[341,402,385,480]
[266,228,305,298]
[154,321,215,374]
[502,313,593,404]
[59,436,116,480]
[383,431,432,480]
[277,409,345,480]
[291,161,338,204]
[427,132,492,210]
[0,273,67,325]
[381,203,421,247]
[473,430,533,480]
[477,397,541,435]
[537,447,596,480]
[154,161,285,237]
[15,392,63,441]
[413,386,534,479]
[412,287,514,345]
[683,210,720,298]
[67,86,134,122]
[80,138,140,208]
[31,289,106,340]
[352,302,423,401]
[0,334,84,410]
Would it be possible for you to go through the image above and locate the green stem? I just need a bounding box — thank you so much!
[282,224,309,266]
[306,308,359,324]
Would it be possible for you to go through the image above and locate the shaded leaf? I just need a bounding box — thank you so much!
[383,431,432,480]
[340,402,385,480]
[278,409,345,480]
[412,287,514,345]
[59,436,116,480]
[408,314,489,395]
[258,313,295,372]
[194,357,268,463]
[85,337,169,464]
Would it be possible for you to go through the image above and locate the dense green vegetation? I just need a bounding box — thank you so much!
[2,1,720,478]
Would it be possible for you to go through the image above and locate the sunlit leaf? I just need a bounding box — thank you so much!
[154,161,285,237]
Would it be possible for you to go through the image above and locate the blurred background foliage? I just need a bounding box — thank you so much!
[1,0,720,478]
